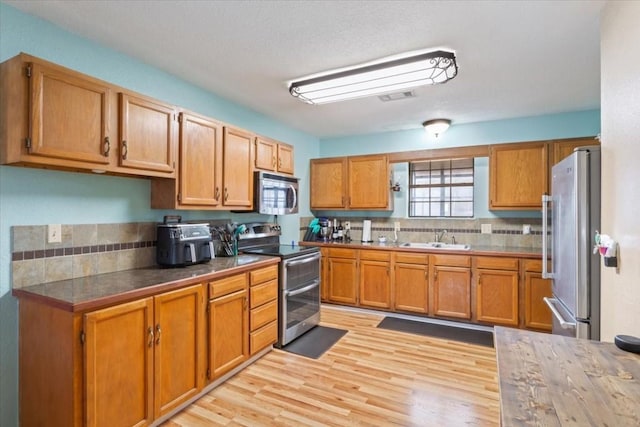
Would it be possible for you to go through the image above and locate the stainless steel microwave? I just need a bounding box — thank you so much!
[254,171,299,215]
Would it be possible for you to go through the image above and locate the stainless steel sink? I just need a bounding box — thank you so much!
[401,242,471,251]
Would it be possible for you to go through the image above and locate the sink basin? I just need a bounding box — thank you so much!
[401,242,471,251]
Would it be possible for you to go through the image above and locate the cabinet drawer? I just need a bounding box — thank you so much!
[250,299,277,331]
[250,279,278,308]
[209,273,247,299]
[360,249,390,261]
[431,254,471,267]
[523,259,543,272]
[250,320,277,355]
[328,248,357,259]
[394,252,429,265]
[476,257,519,270]
[250,265,278,285]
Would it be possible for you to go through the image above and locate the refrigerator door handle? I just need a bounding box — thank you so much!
[542,194,554,279]
[544,297,576,329]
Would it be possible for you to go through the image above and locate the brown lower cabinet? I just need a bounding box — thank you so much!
[431,255,471,320]
[393,253,429,314]
[475,257,519,326]
[85,284,205,426]
[208,274,249,380]
[319,247,550,332]
[327,248,358,304]
[523,259,553,331]
[16,262,279,427]
[359,250,391,309]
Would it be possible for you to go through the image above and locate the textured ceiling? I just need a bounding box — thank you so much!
[6,0,606,138]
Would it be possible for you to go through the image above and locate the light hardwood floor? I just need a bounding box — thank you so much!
[163,305,500,426]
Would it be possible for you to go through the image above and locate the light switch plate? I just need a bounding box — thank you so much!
[394,221,401,232]
[481,224,492,234]
[344,221,351,231]
[523,224,531,235]
[48,224,62,243]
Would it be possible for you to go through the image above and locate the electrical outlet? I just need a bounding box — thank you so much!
[523,224,531,235]
[394,221,401,232]
[481,224,492,234]
[344,221,351,231]
[48,224,62,243]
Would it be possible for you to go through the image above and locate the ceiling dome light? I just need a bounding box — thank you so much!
[422,119,451,138]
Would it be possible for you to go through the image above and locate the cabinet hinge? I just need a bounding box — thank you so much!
[25,137,32,150]
[25,65,32,78]
[80,331,85,345]
[177,193,181,202]
[206,368,211,379]
[177,113,182,123]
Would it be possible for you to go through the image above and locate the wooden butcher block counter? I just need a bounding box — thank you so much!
[494,326,640,426]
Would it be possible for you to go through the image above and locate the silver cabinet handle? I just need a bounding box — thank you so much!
[544,297,576,329]
[285,253,320,267]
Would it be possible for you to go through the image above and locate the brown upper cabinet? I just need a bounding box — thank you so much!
[489,137,599,210]
[310,154,391,210]
[254,136,294,175]
[150,120,254,210]
[551,136,599,165]
[151,112,223,209]
[118,92,177,174]
[489,141,549,210]
[0,54,113,170]
[0,53,177,178]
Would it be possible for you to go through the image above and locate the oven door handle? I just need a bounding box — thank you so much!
[285,252,321,267]
[286,280,320,297]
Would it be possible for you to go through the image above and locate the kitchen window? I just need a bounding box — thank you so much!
[408,158,474,217]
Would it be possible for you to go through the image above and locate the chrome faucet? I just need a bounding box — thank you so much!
[435,229,447,242]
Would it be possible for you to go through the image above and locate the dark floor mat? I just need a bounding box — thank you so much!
[377,317,494,348]
[280,326,347,359]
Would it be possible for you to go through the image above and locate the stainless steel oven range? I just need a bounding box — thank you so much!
[238,223,320,347]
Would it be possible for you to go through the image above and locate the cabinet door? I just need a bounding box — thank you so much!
[476,269,519,326]
[208,289,248,379]
[327,257,358,304]
[277,143,294,174]
[525,272,552,331]
[310,158,347,209]
[432,266,471,319]
[28,61,111,166]
[119,92,176,174]
[394,263,428,314]
[348,155,390,209]
[84,298,154,427]
[222,126,253,208]
[552,137,599,165]
[178,112,223,207]
[254,137,277,171]
[489,142,548,210]
[359,260,391,308]
[153,285,205,418]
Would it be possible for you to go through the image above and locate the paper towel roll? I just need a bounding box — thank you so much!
[361,220,373,242]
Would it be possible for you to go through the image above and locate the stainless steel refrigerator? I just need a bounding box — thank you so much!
[542,146,600,340]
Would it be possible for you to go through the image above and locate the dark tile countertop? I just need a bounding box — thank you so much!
[300,240,543,258]
[12,255,280,313]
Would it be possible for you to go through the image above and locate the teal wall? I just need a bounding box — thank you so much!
[0,3,602,426]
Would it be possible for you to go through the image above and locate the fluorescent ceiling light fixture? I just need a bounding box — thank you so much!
[289,50,458,105]
[422,119,451,138]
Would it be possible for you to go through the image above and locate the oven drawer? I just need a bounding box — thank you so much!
[251,299,278,331]
[250,320,277,355]
[209,273,248,299]
[250,279,278,308]
[250,265,278,285]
